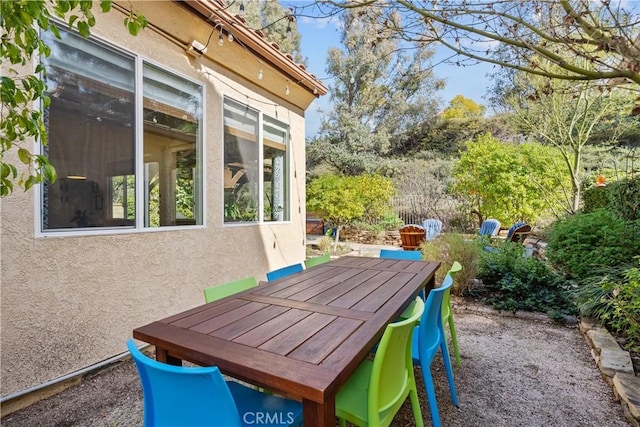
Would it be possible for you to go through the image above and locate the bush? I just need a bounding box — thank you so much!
[546,209,639,279]
[582,176,640,221]
[420,233,482,295]
[574,262,640,351]
[477,243,575,319]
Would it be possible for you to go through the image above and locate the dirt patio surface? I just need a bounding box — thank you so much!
[1,303,630,427]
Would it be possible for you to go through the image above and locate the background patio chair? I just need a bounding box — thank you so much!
[413,274,458,427]
[478,218,501,237]
[126,340,302,427]
[304,253,331,268]
[266,263,304,281]
[442,262,463,366]
[203,276,258,303]
[506,222,532,244]
[422,218,443,241]
[399,224,426,250]
[336,297,425,427]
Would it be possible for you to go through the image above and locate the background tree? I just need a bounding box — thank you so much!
[400,95,491,155]
[440,95,486,120]
[226,0,304,64]
[452,133,568,226]
[306,7,443,175]
[503,62,636,213]
[295,0,640,113]
[1,0,146,196]
[306,174,394,251]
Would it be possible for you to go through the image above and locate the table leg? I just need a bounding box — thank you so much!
[303,397,335,427]
[154,347,182,366]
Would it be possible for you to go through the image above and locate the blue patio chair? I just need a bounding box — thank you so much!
[127,339,302,426]
[379,249,423,261]
[422,218,443,241]
[478,218,501,237]
[412,274,459,427]
[506,222,531,243]
[266,263,304,281]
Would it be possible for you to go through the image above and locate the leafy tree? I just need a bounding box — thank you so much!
[452,133,568,226]
[503,63,636,214]
[299,0,639,111]
[1,0,146,196]
[440,95,486,120]
[306,174,394,250]
[306,7,443,175]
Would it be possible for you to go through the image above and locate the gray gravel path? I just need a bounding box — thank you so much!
[1,308,629,426]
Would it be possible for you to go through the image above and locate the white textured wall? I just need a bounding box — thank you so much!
[0,1,307,396]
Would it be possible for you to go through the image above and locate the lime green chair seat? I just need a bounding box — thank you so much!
[304,254,331,268]
[336,297,425,427]
[442,261,462,366]
[204,276,258,303]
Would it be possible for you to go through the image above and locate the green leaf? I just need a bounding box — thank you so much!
[68,15,79,28]
[77,21,90,38]
[17,148,32,164]
[1,163,11,180]
[24,175,38,191]
[100,1,112,13]
[43,163,57,183]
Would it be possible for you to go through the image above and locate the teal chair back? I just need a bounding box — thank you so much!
[336,298,425,427]
[412,275,458,427]
[127,340,242,426]
[266,263,303,281]
[128,340,303,427]
[304,254,331,268]
[204,276,258,303]
[379,249,422,261]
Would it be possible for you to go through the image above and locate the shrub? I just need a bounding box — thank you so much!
[420,233,482,295]
[477,243,575,319]
[574,262,640,351]
[546,209,639,279]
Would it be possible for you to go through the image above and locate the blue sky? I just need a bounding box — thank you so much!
[292,11,495,139]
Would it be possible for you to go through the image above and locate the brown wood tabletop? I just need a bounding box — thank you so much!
[133,256,440,427]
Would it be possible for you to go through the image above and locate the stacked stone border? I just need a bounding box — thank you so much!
[580,318,639,427]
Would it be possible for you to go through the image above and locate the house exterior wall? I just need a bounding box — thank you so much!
[1,1,312,397]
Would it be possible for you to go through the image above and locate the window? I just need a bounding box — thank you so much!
[40,26,203,232]
[223,98,290,223]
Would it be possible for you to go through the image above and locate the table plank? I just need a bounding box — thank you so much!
[258,312,336,355]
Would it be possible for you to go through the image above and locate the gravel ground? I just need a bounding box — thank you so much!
[1,308,629,427]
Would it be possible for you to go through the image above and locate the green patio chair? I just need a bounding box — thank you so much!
[336,297,425,427]
[304,253,331,268]
[203,276,258,303]
[442,261,462,366]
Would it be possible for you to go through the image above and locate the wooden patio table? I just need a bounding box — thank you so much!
[133,256,439,427]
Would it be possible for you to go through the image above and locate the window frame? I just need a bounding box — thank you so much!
[221,96,292,227]
[35,24,206,238]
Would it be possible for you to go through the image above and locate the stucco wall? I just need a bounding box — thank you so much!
[1,2,309,397]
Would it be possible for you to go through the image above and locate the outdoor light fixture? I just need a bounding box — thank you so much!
[186,40,207,57]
